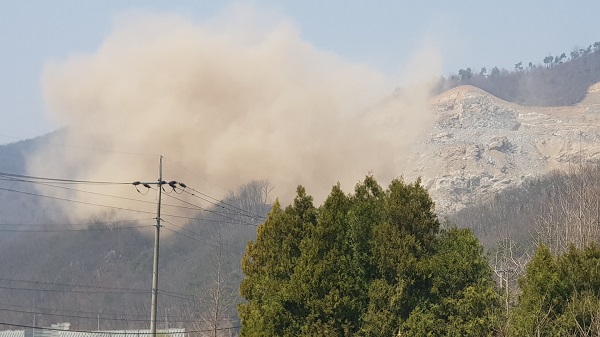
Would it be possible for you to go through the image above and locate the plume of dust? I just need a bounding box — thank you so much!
[28,10,441,223]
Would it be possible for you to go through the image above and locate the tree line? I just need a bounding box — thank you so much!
[451,164,600,254]
[433,41,600,107]
[239,176,498,336]
[452,163,600,336]
[238,175,600,336]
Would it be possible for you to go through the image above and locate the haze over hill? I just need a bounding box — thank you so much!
[5,80,600,225]
[404,82,600,215]
[27,12,439,223]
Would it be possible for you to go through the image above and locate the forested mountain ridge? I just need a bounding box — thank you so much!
[434,41,600,107]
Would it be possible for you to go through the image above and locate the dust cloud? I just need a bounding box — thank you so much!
[28,9,441,221]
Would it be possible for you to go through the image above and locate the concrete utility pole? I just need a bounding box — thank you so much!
[132,156,164,337]
[150,155,163,337]
[132,155,186,337]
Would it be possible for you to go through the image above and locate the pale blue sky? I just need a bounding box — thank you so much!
[1,0,599,143]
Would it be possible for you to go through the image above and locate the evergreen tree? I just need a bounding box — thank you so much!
[239,177,500,336]
[359,178,440,336]
[290,184,363,335]
[239,188,317,336]
[511,244,563,336]
[399,229,500,336]
[511,244,600,336]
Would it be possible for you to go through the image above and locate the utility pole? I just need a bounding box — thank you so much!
[150,155,163,337]
[132,155,186,337]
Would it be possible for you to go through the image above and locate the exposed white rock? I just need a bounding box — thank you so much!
[402,84,600,216]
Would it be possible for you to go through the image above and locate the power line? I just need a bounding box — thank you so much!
[0,174,216,216]
[162,213,258,227]
[160,225,233,253]
[0,277,147,292]
[159,157,269,221]
[179,188,254,218]
[0,301,236,324]
[0,175,265,227]
[140,186,215,212]
[0,186,156,215]
[0,322,241,334]
[162,192,259,227]
[183,187,267,220]
[0,225,151,232]
[0,176,158,203]
[0,162,254,335]
[157,192,262,227]
[0,306,205,324]
[0,301,152,319]
[0,284,148,295]
[0,163,253,336]
[0,177,199,213]
[160,219,244,254]
[0,218,154,227]
[158,290,197,302]
[160,219,208,240]
[0,172,131,185]
[0,158,270,221]
[0,307,150,323]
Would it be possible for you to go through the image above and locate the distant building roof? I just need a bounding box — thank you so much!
[1,324,184,337]
[0,330,26,337]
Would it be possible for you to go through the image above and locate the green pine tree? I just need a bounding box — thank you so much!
[239,187,317,336]
[239,176,500,336]
[511,244,600,336]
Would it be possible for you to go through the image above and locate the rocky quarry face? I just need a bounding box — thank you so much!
[403,83,600,216]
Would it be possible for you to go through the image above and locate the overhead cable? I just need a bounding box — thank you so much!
[0,186,156,215]
[0,172,130,185]
[0,322,241,334]
[0,277,147,292]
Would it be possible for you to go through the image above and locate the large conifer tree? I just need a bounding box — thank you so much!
[239,177,499,336]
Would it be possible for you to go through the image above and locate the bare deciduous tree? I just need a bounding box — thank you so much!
[188,232,239,337]
[536,166,600,254]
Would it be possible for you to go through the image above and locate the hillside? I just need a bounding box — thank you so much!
[450,164,600,250]
[0,182,268,331]
[402,82,600,216]
[0,131,69,230]
[4,82,600,219]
